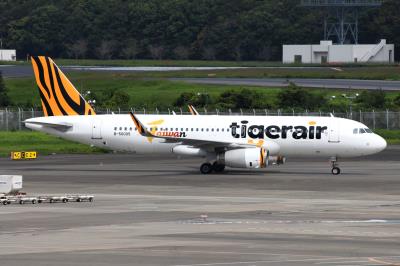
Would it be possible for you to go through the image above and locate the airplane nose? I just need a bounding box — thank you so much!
[374,135,387,152]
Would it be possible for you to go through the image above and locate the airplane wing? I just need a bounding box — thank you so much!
[129,112,275,151]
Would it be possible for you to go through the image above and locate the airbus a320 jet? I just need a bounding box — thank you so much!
[25,56,387,175]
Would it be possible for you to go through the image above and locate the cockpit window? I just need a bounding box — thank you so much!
[365,128,373,133]
[353,128,358,134]
[359,128,366,134]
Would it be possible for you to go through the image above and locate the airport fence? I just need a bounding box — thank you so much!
[0,108,400,131]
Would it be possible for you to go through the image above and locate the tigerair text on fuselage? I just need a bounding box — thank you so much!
[230,121,328,140]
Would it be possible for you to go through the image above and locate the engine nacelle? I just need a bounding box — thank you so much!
[218,148,268,169]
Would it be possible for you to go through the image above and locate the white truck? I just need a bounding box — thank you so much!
[0,175,94,205]
[0,175,23,194]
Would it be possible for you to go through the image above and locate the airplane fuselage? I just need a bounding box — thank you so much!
[25,114,387,158]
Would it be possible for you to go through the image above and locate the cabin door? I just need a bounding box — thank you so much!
[328,120,340,143]
[91,120,102,139]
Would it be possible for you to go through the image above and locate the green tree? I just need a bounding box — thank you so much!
[217,89,262,109]
[394,94,400,107]
[174,92,211,107]
[105,90,130,109]
[0,71,11,107]
[1,0,399,60]
[277,83,326,110]
[355,90,386,109]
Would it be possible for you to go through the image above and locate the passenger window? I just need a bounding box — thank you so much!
[216,128,219,132]
[124,127,127,131]
[186,128,188,131]
[176,128,178,131]
[359,128,366,134]
[222,128,224,132]
[170,128,173,131]
[211,128,214,132]
[119,127,122,130]
[129,127,132,131]
[206,128,209,132]
[196,128,199,131]
[201,128,204,131]
[114,127,117,130]
[181,128,183,131]
[353,128,358,134]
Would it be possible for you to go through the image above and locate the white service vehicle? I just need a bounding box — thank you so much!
[0,175,23,195]
[0,175,94,205]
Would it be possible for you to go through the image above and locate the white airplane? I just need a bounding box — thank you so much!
[25,56,387,175]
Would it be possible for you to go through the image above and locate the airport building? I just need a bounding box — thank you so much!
[282,39,395,64]
[286,1,395,64]
[0,49,16,61]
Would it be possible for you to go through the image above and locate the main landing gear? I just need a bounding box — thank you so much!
[330,157,341,175]
[200,162,225,174]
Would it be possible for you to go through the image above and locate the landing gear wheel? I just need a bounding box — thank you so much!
[330,157,341,175]
[331,167,341,175]
[200,163,213,174]
[212,162,225,173]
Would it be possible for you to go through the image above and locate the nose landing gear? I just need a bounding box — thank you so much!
[330,157,341,175]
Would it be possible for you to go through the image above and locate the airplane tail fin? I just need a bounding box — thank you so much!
[31,56,95,116]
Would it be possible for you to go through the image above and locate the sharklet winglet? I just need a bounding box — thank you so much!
[129,112,153,137]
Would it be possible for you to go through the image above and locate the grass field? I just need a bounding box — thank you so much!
[0,130,398,158]
[0,131,106,157]
[374,129,400,144]
[4,73,279,108]
[5,71,400,109]
[144,67,400,80]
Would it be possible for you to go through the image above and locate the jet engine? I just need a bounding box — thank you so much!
[218,148,268,169]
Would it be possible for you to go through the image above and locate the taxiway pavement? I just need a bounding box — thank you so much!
[0,147,399,266]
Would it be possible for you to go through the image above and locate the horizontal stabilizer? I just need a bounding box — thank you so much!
[24,120,72,131]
